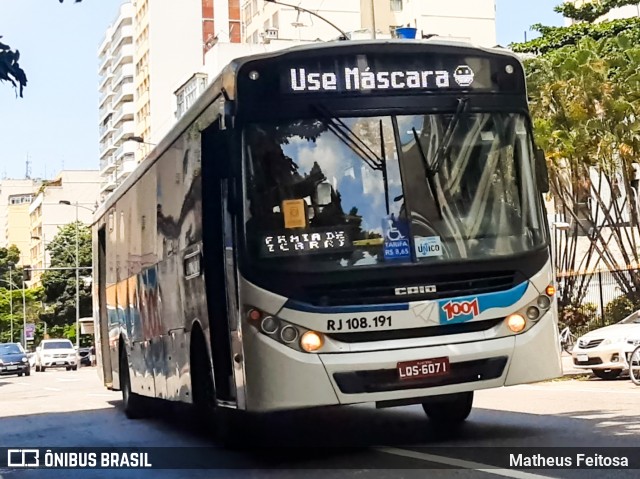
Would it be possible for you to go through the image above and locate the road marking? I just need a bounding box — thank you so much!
[43,387,62,392]
[377,447,558,479]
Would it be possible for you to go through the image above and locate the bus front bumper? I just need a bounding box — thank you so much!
[242,313,561,412]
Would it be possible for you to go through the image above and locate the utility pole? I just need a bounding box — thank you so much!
[9,265,13,342]
[75,203,80,350]
[370,0,377,39]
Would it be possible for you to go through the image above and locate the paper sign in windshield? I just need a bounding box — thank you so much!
[415,236,443,258]
[260,229,351,257]
[282,199,306,229]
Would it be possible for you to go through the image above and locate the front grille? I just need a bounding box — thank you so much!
[306,271,515,306]
[333,356,508,394]
[574,357,602,366]
[53,354,67,358]
[578,339,604,349]
[326,318,503,343]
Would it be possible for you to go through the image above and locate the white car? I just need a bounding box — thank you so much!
[571,310,640,379]
[35,339,78,372]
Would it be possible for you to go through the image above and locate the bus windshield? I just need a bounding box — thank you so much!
[243,112,546,272]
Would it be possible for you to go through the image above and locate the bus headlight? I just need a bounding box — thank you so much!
[506,313,526,333]
[300,331,324,352]
[245,306,323,353]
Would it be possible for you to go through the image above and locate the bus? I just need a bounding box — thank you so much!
[92,39,562,431]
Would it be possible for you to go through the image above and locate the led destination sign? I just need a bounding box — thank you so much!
[275,53,519,95]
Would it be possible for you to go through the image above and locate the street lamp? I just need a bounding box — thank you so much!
[59,200,95,349]
[125,135,157,146]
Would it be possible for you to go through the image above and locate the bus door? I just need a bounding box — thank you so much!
[202,119,237,405]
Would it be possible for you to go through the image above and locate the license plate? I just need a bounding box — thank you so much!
[577,354,589,362]
[7,366,18,371]
[397,357,450,381]
[55,361,65,365]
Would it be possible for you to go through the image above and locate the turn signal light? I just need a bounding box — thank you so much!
[545,284,556,296]
[300,331,324,352]
[506,313,526,333]
[248,309,262,321]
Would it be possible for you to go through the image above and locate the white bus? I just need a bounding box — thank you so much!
[92,40,562,435]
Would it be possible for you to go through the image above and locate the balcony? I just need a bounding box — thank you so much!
[112,102,134,127]
[99,101,114,123]
[114,141,136,162]
[100,138,117,158]
[112,82,134,108]
[112,121,135,144]
[110,25,133,53]
[99,121,114,142]
[111,44,134,70]
[112,64,134,89]
[98,88,114,109]
[100,175,117,194]
[98,70,113,91]
[100,155,116,175]
[98,54,111,76]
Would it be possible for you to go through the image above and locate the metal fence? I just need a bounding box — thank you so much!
[556,267,640,335]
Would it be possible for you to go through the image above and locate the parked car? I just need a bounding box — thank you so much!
[78,347,91,367]
[0,342,31,377]
[35,339,78,372]
[572,309,640,379]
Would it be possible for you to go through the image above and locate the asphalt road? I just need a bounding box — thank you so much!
[0,367,639,479]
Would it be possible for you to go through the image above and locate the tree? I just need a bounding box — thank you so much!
[0,245,26,288]
[0,286,44,343]
[40,222,92,329]
[512,1,640,55]
[525,32,640,312]
[1,1,81,97]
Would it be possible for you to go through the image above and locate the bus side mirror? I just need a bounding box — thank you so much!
[535,148,549,193]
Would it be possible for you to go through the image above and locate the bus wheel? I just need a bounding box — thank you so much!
[422,392,473,426]
[120,348,146,419]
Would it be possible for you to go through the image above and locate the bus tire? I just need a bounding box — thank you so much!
[422,391,473,426]
[119,347,147,419]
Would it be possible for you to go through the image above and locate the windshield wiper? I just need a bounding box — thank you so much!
[430,97,469,175]
[411,126,443,220]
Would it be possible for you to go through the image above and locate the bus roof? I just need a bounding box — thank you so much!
[94,39,523,220]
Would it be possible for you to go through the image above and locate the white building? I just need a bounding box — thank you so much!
[28,171,101,286]
[98,2,136,200]
[243,0,496,46]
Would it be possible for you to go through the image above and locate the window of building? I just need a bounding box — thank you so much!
[272,12,279,29]
[390,0,403,12]
[9,194,34,205]
[175,73,208,119]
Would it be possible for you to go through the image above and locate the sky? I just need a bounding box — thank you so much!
[0,0,565,181]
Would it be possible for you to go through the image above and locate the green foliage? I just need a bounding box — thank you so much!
[513,17,640,55]
[40,222,92,328]
[559,303,598,331]
[0,245,24,286]
[555,0,640,23]
[603,295,640,324]
[0,287,44,343]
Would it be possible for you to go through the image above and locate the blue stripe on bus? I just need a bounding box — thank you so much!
[438,281,529,324]
[282,300,410,314]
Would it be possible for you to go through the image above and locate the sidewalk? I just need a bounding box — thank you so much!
[561,352,590,376]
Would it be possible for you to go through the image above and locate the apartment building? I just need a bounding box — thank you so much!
[0,179,41,265]
[28,171,101,286]
[243,0,496,46]
[98,2,137,200]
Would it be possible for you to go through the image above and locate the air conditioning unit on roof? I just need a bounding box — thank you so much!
[264,28,279,39]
